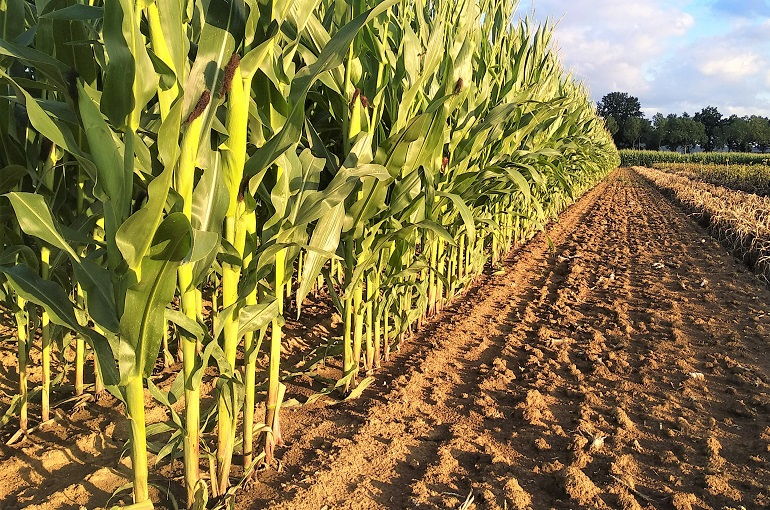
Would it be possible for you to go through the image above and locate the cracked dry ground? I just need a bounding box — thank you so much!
[243,168,770,510]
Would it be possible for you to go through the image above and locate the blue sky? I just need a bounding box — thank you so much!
[517,0,770,118]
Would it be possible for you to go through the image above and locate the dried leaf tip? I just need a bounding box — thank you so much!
[442,156,449,170]
[454,78,463,95]
[220,53,241,98]
[350,88,361,109]
[185,90,211,125]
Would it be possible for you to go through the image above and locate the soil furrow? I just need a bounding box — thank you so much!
[4,167,770,510]
[241,168,770,510]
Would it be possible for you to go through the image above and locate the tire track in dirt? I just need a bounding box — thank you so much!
[240,167,770,510]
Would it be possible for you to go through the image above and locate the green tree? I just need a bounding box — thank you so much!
[681,116,707,153]
[724,116,752,152]
[623,117,649,149]
[645,112,666,150]
[694,106,723,151]
[748,116,770,152]
[712,125,727,152]
[597,92,644,148]
[664,113,706,153]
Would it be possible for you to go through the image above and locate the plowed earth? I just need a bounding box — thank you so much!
[3,167,770,510]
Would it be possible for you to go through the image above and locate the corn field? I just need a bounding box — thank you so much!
[0,0,618,507]
[620,149,770,168]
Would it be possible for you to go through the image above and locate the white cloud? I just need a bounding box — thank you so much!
[523,0,696,96]
[521,0,770,117]
[698,53,763,80]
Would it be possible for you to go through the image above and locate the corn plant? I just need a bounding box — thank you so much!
[0,0,618,507]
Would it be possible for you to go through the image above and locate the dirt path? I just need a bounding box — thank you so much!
[3,168,770,510]
[241,168,770,510]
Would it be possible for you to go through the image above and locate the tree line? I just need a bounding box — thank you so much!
[597,92,770,153]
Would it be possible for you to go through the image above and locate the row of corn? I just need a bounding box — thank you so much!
[621,149,770,168]
[0,0,618,507]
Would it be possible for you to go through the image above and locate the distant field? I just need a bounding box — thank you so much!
[647,162,770,197]
[620,149,770,167]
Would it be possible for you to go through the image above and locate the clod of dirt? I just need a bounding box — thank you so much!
[659,450,679,465]
[503,477,532,510]
[614,407,635,430]
[570,433,590,452]
[480,487,501,510]
[704,474,742,501]
[755,492,770,506]
[563,466,602,505]
[676,417,694,435]
[581,390,602,407]
[671,492,697,510]
[517,389,554,426]
[534,459,564,474]
[705,435,725,469]
[593,362,612,378]
[611,454,639,489]
[534,437,551,451]
[611,485,643,510]
[570,439,593,468]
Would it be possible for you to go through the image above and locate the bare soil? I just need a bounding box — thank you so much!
[3,167,770,509]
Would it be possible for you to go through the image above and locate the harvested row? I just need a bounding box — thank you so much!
[635,166,770,281]
[651,162,770,197]
[0,0,617,508]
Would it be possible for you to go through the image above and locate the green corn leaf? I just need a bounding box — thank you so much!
[191,153,228,285]
[296,202,344,316]
[5,192,79,259]
[188,229,221,265]
[118,213,192,383]
[116,164,174,271]
[344,376,375,401]
[0,263,81,330]
[154,0,188,83]
[101,0,157,128]
[157,98,184,169]
[388,169,422,218]
[0,263,118,386]
[165,308,206,343]
[292,162,390,228]
[40,4,104,20]
[237,299,280,339]
[0,71,97,178]
[436,191,476,243]
[0,245,39,272]
[244,0,399,183]
[77,82,126,206]
[0,39,69,86]
[72,258,120,334]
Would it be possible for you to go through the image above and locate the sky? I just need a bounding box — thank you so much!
[516,0,770,119]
